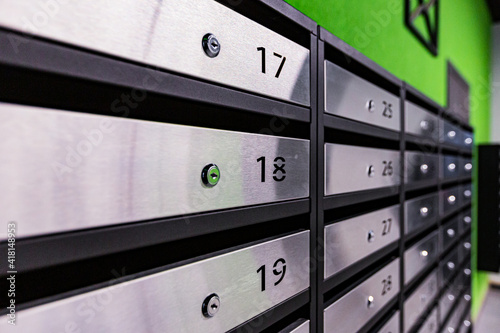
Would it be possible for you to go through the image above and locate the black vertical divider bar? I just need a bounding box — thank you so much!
[309,31,319,333]
[399,84,407,333]
[437,107,444,325]
[315,34,326,333]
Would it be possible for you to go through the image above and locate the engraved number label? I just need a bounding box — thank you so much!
[256,258,287,292]
[382,161,394,176]
[381,275,393,296]
[257,47,286,78]
[256,156,286,182]
[382,218,392,236]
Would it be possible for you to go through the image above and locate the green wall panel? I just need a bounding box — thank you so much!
[286,0,491,320]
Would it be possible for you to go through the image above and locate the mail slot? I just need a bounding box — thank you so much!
[324,61,400,132]
[324,205,400,278]
[405,101,439,141]
[440,186,462,216]
[0,231,310,333]
[416,307,438,333]
[324,144,400,195]
[441,155,460,179]
[440,120,462,147]
[376,311,400,333]
[405,152,438,184]
[404,270,438,332]
[460,209,472,234]
[459,157,473,178]
[405,193,439,235]
[0,103,310,239]
[324,259,400,333]
[440,217,460,253]
[461,184,472,205]
[440,249,460,286]
[404,231,438,284]
[0,0,310,105]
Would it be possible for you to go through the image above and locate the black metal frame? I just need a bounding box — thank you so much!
[405,0,440,56]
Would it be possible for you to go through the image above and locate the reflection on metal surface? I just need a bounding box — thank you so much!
[405,152,438,184]
[0,0,310,105]
[404,231,438,284]
[405,101,438,140]
[404,271,437,332]
[324,61,400,131]
[324,259,400,333]
[0,231,310,333]
[441,155,460,179]
[0,103,309,239]
[405,193,439,235]
[324,205,400,278]
[325,144,400,195]
[376,310,400,333]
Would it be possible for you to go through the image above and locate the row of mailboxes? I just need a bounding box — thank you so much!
[0,1,475,332]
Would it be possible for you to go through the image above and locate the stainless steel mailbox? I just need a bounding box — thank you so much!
[324,259,400,333]
[404,231,438,284]
[405,193,439,235]
[0,0,310,105]
[405,101,439,141]
[440,217,460,253]
[443,294,469,333]
[405,152,438,184]
[324,144,400,195]
[440,186,462,216]
[324,61,400,132]
[404,270,438,332]
[324,205,400,278]
[377,311,400,333]
[0,231,310,333]
[416,307,438,333]
[440,120,462,147]
[0,103,310,239]
[441,155,460,179]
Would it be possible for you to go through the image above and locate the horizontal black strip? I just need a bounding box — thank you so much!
[324,186,400,210]
[323,113,400,142]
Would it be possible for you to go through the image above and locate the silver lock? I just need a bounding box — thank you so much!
[447,294,455,302]
[465,163,472,171]
[447,261,455,270]
[464,242,471,250]
[447,195,456,205]
[465,137,473,145]
[367,230,375,243]
[202,33,221,58]
[447,163,456,172]
[202,293,221,318]
[447,130,456,139]
[420,120,430,131]
[464,190,472,198]
[464,216,472,224]
[420,206,429,217]
[367,165,375,177]
[464,268,472,276]
[464,294,471,302]
[201,164,220,187]
[447,228,455,237]
[420,164,429,174]
[366,100,376,112]
[464,319,471,327]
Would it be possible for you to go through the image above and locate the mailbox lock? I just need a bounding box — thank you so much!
[464,242,471,250]
[420,207,429,217]
[447,294,455,302]
[202,293,221,318]
[464,268,472,276]
[367,295,374,308]
[420,164,429,174]
[420,120,430,131]
[447,195,456,205]
[447,261,455,270]
[465,163,472,171]
[464,190,472,198]
[464,216,471,224]
[201,164,221,187]
[464,294,471,302]
[465,137,473,145]
[447,163,456,172]
[464,319,471,327]
[202,33,221,58]
[447,130,456,139]
[367,165,375,177]
[367,230,375,243]
[447,228,455,238]
[366,100,375,112]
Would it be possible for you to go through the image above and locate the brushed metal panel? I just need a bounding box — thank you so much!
[440,217,460,253]
[324,144,401,195]
[324,61,400,131]
[417,307,438,333]
[440,120,461,147]
[405,193,439,235]
[461,184,472,205]
[324,259,400,333]
[0,103,309,239]
[441,155,460,179]
[440,186,462,216]
[405,152,439,184]
[404,231,438,284]
[440,250,459,286]
[0,0,310,105]
[324,205,400,278]
[288,320,310,333]
[459,158,473,178]
[377,311,400,333]
[0,231,310,333]
[404,270,438,332]
[405,101,439,141]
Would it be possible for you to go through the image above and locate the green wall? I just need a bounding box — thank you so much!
[285,0,492,319]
